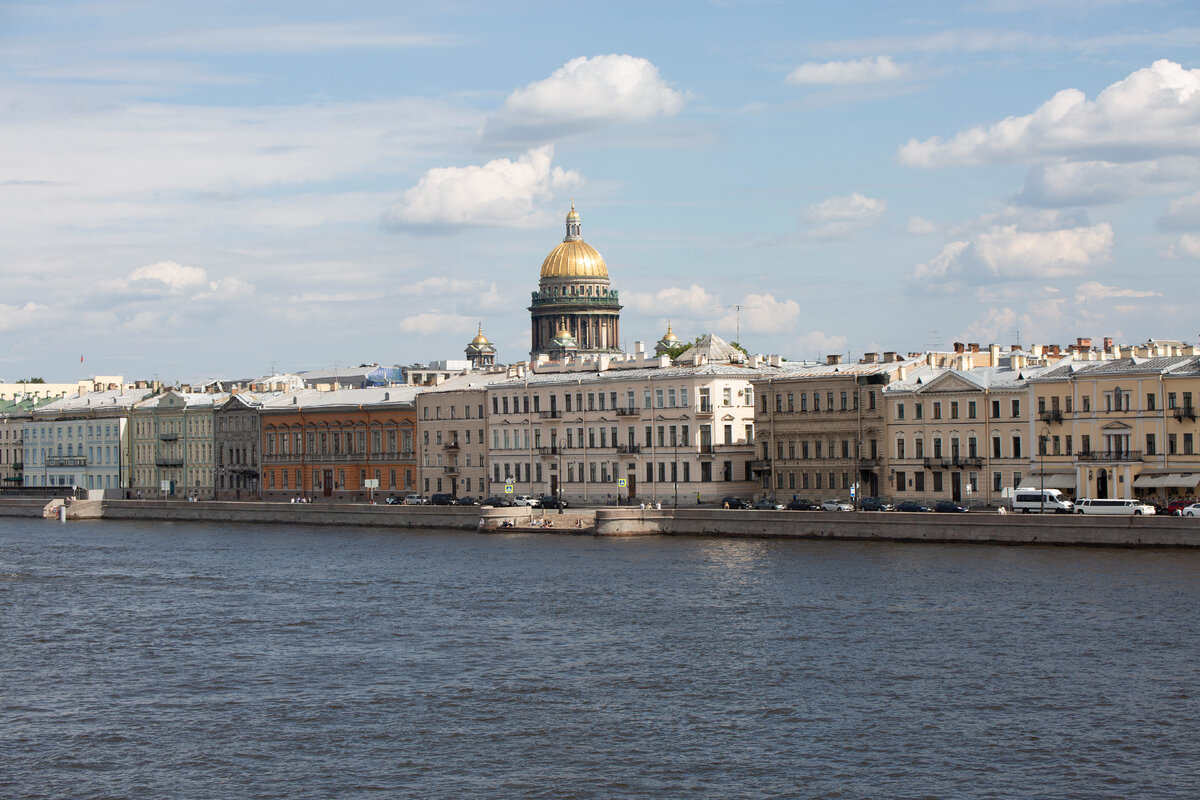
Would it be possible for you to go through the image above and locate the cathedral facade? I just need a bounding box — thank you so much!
[529,205,622,360]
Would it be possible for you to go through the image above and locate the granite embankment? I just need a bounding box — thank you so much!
[2,498,1197,547]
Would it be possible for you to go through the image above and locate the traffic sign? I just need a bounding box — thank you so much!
[504,484,514,494]
[618,478,627,487]
[849,485,857,498]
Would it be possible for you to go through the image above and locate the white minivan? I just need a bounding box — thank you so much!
[1073,498,1157,515]
[1011,488,1074,514]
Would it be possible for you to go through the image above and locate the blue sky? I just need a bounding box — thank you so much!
[2,1,1198,382]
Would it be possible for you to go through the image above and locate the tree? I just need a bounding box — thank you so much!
[16,377,45,383]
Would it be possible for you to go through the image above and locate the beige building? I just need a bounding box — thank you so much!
[884,347,1062,507]
[484,337,776,505]
[131,390,227,499]
[0,376,126,403]
[1030,342,1200,501]
[416,371,508,500]
[752,353,923,503]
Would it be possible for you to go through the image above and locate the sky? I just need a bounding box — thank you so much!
[2,1,1199,383]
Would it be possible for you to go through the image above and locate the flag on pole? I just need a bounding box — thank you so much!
[80,354,84,364]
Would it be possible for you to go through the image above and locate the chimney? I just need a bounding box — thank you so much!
[863,352,878,363]
[826,354,842,365]
[969,343,980,353]
[1012,354,1026,370]
[1030,344,1043,358]
[748,354,760,368]
[634,341,644,355]
[883,351,897,363]
[1010,344,1020,352]
[989,344,1001,365]
[1076,337,1092,350]
[1103,336,1114,352]
[953,342,965,354]
[768,354,781,367]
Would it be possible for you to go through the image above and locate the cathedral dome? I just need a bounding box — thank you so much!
[540,204,608,279]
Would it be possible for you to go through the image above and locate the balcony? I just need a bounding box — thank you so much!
[698,443,715,455]
[1078,450,1143,462]
[1037,409,1064,424]
[696,402,714,416]
[159,432,179,441]
[616,444,641,454]
[155,457,184,467]
[442,465,460,474]
[1173,407,1197,422]
[952,456,983,469]
[750,459,771,474]
[539,410,562,419]
[443,440,460,450]
[615,406,639,416]
[538,446,560,456]
[46,456,87,468]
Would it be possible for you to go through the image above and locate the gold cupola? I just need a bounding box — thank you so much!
[540,203,608,279]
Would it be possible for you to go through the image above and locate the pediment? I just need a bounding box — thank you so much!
[915,372,981,395]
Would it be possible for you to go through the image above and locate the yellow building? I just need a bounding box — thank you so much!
[130,390,226,499]
[1031,349,1200,501]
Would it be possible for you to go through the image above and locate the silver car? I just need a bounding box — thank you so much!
[822,499,853,512]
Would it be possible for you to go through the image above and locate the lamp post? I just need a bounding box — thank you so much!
[673,431,679,509]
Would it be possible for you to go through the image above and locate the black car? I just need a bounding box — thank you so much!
[455,496,479,506]
[430,493,457,506]
[786,498,821,511]
[482,496,514,507]
[535,495,569,509]
[753,497,785,510]
[934,500,969,513]
[896,501,932,512]
[720,496,751,509]
[384,494,401,505]
[859,497,894,512]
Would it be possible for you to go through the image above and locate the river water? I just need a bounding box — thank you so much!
[1,518,1197,799]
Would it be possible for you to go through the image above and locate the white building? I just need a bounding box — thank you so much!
[24,388,152,495]
[482,339,783,505]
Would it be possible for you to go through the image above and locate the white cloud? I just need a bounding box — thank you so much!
[786,56,906,85]
[398,312,474,334]
[911,223,1113,284]
[626,284,719,316]
[479,54,686,145]
[1159,190,1200,231]
[793,331,849,358]
[900,60,1200,168]
[1017,158,1200,207]
[1161,233,1200,260]
[0,302,50,333]
[382,145,581,229]
[1072,281,1159,303]
[129,260,210,293]
[801,192,886,239]
[906,216,940,234]
[715,294,800,335]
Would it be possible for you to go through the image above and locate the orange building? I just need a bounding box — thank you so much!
[260,388,420,501]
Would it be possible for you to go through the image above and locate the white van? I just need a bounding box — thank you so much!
[1073,498,1157,515]
[1011,488,1074,514]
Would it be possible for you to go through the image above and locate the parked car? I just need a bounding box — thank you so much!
[455,496,480,506]
[720,496,751,509]
[1074,498,1156,515]
[896,501,932,512]
[403,493,428,505]
[429,493,457,506]
[859,497,894,512]
[1182,502,1200,517]
[822,499,853,512]
[512,495,538,507]
[787,498,821,511]
[536,495,569,509]
[1166,500,1191,516]
[482,496,514,507]
[384,494,401,505]
[934,500,969,513]
[1011,488,1073,514]
[753,497,785,510]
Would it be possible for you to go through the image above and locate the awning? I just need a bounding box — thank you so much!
[1160,473,1200,489]
[1132,474,1167,488]
[1018,473,1077,490]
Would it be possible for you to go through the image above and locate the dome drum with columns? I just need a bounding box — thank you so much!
[529,204,622,359]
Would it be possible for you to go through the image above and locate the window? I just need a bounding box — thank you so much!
[840,391,848,411]
[914,402,923,420]
[993,472,1002,492]
[933,402,942,420]
[897,403,905,420]
[968,401,976,419]
[1082,396,1091,412]
[1011,399,1020,418]
[1146,434,1156,456]
[1185,434,1194,455]
[933,472,943,493]
[950,401,959,419]
[914,472,924,492]
[896,438,906,459]
[1012,436,1022,459]
[1169,433,1177,454]
[1147,393,1156,411]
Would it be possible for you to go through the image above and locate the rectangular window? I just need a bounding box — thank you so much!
[950,401,959,419]
[1146,434,1156,456]
[840,391,848,411]
[1185,434,1194,455]
[1147,393,1156,411]
[993,472,1002,492]
[933,472,943,493]
[1012,436,1022,459]
[1012,399,1020,418]
[915,402,923,420]
[896,403,905,420]
[914,472,924,492]
[933,402,942,420]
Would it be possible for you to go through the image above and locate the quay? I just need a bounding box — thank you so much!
[1,498,1198,548]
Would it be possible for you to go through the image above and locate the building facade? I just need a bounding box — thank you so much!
[214,392,281,500]
[416,373,506,499]
[130,391,226,499]
[484,345,769,505]
[24,388,151,494]
[1030,350,1200,501]
[752,355,921,503]
[529,205,622,360]
[260,388,419,502]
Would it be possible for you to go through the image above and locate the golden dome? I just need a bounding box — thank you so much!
[662,321,678,342]
[540,240,608,279]
[556,327,572,338]
[471,324,490,345]
[566,200,579,222]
